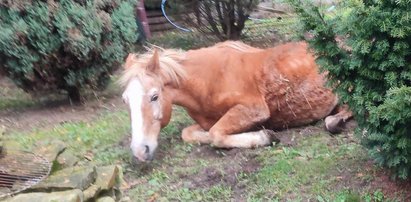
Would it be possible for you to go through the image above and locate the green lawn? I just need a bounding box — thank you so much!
[2,98,402,201]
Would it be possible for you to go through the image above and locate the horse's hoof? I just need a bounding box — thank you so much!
[325,116,344,134]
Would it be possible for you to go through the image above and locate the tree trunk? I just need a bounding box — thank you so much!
[229,29,242,40]
[67,86,82,104]
[193,0,202,26]
[192,0,255,41]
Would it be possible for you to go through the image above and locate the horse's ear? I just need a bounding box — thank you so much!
[124,53,135,69]
[147,49,160,73]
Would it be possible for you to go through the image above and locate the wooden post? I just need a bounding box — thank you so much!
[136,0,151,39]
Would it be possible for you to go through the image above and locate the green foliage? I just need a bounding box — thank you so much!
[287,0,411,179]
[0,0,139,101]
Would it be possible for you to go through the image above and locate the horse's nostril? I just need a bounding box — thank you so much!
[144,145,150,154]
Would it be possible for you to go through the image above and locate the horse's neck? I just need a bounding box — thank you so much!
[164,48,266,111]
[161,50,201,111]
[163,45,269,111]
[164,81,200,111]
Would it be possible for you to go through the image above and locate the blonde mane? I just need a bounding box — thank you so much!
[120,48,187,87]
[214,40,262,52]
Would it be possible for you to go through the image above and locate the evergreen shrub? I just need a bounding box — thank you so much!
[287,0,411,179]
[0,0,139,102]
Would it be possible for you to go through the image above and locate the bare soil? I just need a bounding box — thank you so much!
[0,99,123,131]
[0,78,125,132]
[370,167,411,200]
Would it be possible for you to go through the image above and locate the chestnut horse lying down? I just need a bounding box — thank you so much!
[121,41,352,162]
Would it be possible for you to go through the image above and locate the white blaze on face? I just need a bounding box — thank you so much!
[122,79,145,155]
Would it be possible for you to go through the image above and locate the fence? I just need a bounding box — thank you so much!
[139,0,314,48]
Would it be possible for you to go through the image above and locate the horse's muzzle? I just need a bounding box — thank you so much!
[132,144,156,163]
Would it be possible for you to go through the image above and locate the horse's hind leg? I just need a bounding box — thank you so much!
[324,104,353,134]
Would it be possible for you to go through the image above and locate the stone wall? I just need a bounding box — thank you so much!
[2,140,129,202]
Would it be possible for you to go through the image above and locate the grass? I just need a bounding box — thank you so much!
[4,110,131,165]
[251,134,362,199]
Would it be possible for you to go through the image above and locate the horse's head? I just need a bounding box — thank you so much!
[120,49,185,162]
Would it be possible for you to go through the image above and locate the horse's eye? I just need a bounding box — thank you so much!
[150,94,159,102]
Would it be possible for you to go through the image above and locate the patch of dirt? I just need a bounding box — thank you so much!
[270,119,358,147]
[188,145,225,159]
[332,159,411,200]
[166,145,263,201]
[369,166,411,200]
[0,98,125,132]
[331,159,373,191]
[271,121,328,146]
[313,125,411,201]
[187,151,260,189]
[0,77,125,132]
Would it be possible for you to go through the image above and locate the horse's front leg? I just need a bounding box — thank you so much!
[208,103,276,148]
[181,124,212,144]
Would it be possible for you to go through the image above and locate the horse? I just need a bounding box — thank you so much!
[120,41,352,162]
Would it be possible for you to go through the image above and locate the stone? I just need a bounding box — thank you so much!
[83,184,101,201]
[35,139,67,163]
[56,150,79,168]
[116,166,128,190]
[0,126,4,134]
[0,126,5,155]
[5,189,84,202]
[119,196,132,202]
[96,196,116,202]
[0,139,3,155]
[31,166,96,191]
[95,165,119,191]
